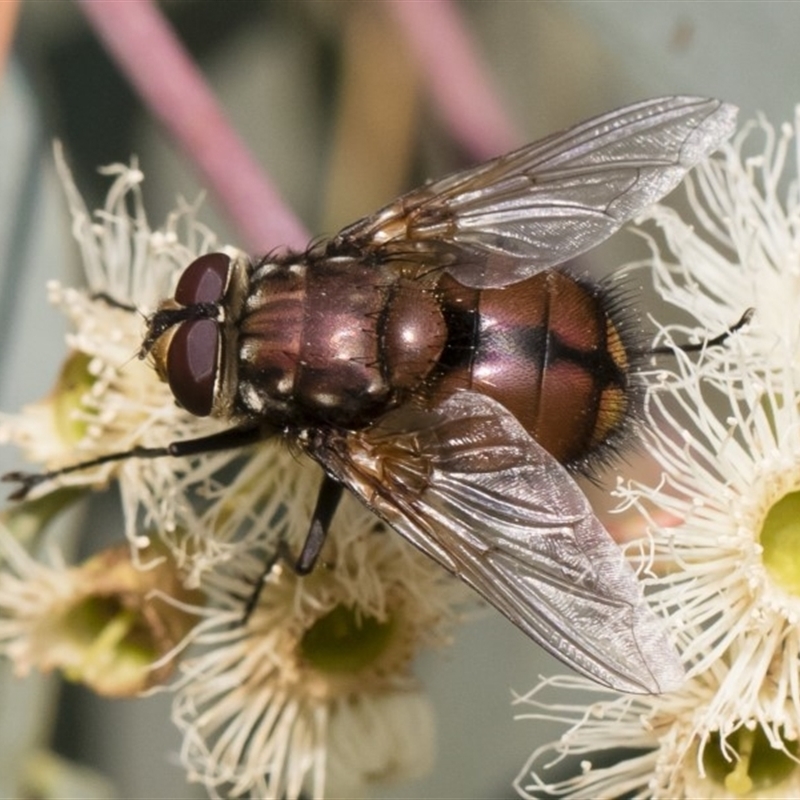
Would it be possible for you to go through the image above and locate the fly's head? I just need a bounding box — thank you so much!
[140,250,251,419]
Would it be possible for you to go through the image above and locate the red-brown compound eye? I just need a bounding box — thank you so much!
[166,319,219,416]
[174,253,231,306]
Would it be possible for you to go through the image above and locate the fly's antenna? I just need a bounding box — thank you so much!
[139,302,218,359]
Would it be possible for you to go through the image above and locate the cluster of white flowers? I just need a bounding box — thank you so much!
[516,111,800,798]
[0,151,470,798]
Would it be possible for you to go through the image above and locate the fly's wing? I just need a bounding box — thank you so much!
[309,392,684,694]
[330,96,737,288]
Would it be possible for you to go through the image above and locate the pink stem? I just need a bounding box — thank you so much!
[76,0,309,253]
[387,0,523,159]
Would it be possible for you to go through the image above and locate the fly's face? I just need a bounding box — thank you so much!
[143,251,250,419]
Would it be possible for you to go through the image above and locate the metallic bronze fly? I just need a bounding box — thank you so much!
[6,96,738,694]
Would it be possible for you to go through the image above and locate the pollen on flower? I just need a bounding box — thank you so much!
[516,672,800,800]
[300,603,396,675]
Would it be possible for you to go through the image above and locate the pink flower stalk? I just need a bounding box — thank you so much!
[76,0,309,253]
[387,0,523,158]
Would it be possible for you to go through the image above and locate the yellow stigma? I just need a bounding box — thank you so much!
[760,491,800,595]
[702,726,799,795]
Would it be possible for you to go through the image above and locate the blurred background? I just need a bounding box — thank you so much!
[1,2,799,798]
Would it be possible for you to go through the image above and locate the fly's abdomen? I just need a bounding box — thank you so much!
[430,271,634,467]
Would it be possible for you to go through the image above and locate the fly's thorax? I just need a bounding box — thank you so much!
[235,256,405,427]
[427,270,640,470]
[234,258,307,420]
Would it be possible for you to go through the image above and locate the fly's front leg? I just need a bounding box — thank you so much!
[3,425,265,500]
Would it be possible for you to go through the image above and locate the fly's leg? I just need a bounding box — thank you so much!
[3,425,263,500]
[296,474,345,574]
[241,474,344,622]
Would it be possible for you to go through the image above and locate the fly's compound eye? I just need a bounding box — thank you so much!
[166,319,219,416]
[175,252,232,305]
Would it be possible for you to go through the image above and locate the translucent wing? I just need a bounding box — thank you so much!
[330,96,737,288]
[309,392,684,693]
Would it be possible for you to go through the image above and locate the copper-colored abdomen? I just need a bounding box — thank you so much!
[429,271,631,466]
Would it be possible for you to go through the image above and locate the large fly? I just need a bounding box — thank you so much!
[5,96,740,694]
